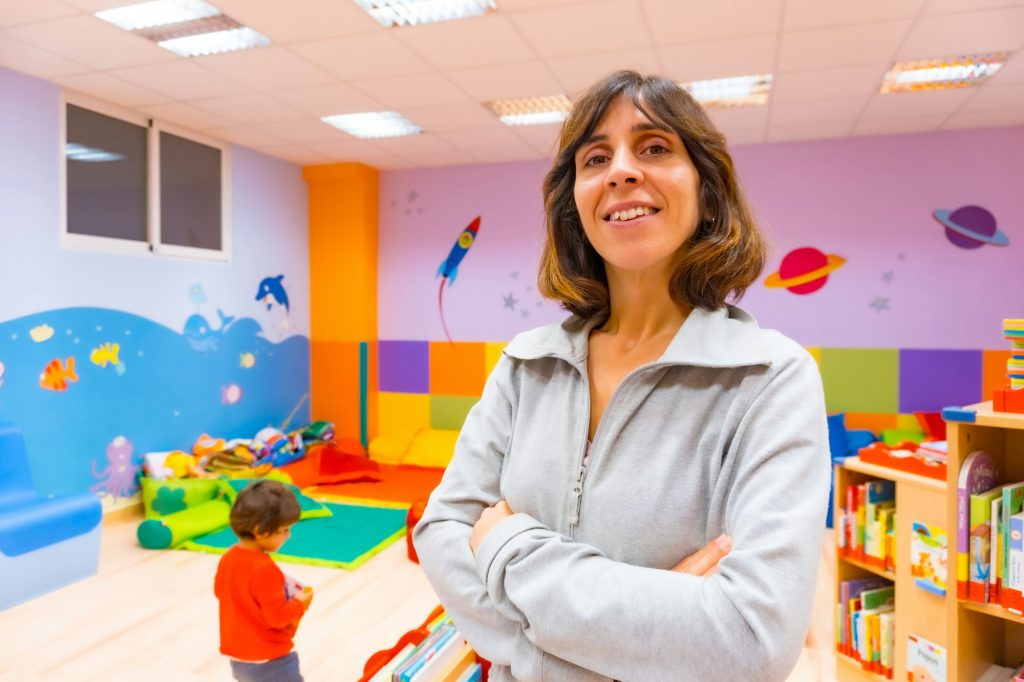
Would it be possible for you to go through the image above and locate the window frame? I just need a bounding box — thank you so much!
[59,91,232,263]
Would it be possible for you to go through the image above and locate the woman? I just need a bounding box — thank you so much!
[413,70,829,682]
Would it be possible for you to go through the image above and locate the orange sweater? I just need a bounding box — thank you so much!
[214,546,306,662]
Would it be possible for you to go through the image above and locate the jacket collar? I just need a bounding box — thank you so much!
[504,305,773,369]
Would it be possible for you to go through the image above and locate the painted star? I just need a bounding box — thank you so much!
[510,271,519,279]
[408,190,418,203]
[503,293,518,310]
[882,271,894,283]
[869,296,890,312]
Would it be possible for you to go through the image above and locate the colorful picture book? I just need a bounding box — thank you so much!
[911,521,948,596]
[970,484,1005,603]
[907,633,946,682]
[957,450,997,600]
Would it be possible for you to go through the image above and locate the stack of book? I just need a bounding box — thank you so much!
[838,479,896,572]
[837,578,895,678]
[367,613,481,682]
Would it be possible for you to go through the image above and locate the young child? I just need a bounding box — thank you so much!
[215,479,314,682]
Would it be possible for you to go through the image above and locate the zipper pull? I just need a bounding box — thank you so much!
[568,464,588,527]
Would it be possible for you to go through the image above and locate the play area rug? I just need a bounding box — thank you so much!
[310,464,444,506]
[182,501,408,570]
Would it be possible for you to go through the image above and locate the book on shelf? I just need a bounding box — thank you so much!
[911,521,948,597]
[1001,483,1024,609]
[836,577,892,660]
[907,633,946,682]
[958,450,998,600]
[972,485,1007,603]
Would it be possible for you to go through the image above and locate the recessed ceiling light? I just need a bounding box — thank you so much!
[95,0,220,31]
[881,53,1008,93]
[485,95,572,126]
[352,0,496,28]
[95,1,270,56]
[681,74,773,108]
[321,111,422,139]
[66,143,124,163]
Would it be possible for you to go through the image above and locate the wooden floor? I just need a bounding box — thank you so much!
[0,516,838,682]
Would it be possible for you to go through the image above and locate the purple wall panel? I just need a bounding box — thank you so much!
[378,340,430,393]
[898,348,983,413]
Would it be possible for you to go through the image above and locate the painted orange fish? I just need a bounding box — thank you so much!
[40,357,78,391]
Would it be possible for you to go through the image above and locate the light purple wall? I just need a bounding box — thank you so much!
[379,127,1023,349]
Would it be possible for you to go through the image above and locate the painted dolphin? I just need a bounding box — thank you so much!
[256,275,290,313]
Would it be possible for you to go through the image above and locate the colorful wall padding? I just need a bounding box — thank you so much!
[374,340,1009,440]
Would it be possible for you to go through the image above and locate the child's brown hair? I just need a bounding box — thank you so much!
[230,480,301,540]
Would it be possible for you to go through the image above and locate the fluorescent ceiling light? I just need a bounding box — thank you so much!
[681,74,772,107]
[352,0,496,27]
[486,95,572,126]
[321,111,422,139]
[66,143,124,163]
[95,0,220,31]
[159,26,270,57]
[881,53,1007,93]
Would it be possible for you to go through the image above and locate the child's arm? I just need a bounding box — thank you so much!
[251,565,307,628]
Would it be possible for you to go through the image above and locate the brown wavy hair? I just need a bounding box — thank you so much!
[538,70,766,318]
[230,479,301,540]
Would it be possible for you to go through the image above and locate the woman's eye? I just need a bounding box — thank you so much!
[645,144,668,155]
[584,154,607,167]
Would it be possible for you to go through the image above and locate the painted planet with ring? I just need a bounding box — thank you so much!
[764,247,846,295]
[933,205,1009,249]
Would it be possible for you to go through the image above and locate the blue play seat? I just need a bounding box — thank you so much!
[0,422,102,610]
[826,413,877,528]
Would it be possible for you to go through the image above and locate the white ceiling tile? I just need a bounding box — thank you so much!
[308,138,389,158]
[139,102,227,130]
[60,0,145,11]
[0,34,91,79]
[270,83,384,117]
[290,33,433,81]
[924,0,1024,15]
[446,61,563,101]
[437,127,524,151]
[190,93,305,125]
[56,72,168,108]
[546,49,661,93]
[198,46,335,91]
[706,106,770,131]
[959,82,1024,112]
[370,133,456,155]
[722,127,767,146]
[496,0,587,10]
[852,114,948,136]
[359,153,419,170]
[510,123,563,155]
[510,0,652,58]
[205,126,287,149]
[769,97,865,126]
[767,121,853,142]
[110,61,249,100]
[212,0,382,43]
[258,144,331,166]
[779,21,911,71]
[642,0,783,44]
[859,88,975,119]
[5,15,177,70]
[989,51,1024,85]
[942,108,1024,129]
[470,146,548,163]
[395,15,537,70]
[898,6,1024,59]
[659,35,776,82]
[401,150,480,168]
[353,72,473,108]
[398,103,503,132]
[772,65,885,102]
[0,0,78,28]
[254,119,355,144]
[783,0,925,31]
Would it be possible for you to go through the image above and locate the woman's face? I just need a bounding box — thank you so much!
[573,96,701,278]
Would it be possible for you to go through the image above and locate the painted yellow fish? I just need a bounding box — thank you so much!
[90,342,121,368]
[240,352,256,369]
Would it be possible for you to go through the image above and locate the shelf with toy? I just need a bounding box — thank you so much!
[857,441,947,483]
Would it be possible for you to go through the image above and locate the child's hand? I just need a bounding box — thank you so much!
[672,534,731,577]
[296,586,314,610]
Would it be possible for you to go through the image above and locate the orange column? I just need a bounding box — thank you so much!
[303,163,378,445]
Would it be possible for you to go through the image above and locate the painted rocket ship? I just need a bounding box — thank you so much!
[437,216,480,284]
[436,216,481,343]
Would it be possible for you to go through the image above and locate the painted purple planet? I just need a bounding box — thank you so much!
[764,247,846,295]
[933,205,1009,249]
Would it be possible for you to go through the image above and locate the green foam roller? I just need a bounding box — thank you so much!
[136,498,231,549]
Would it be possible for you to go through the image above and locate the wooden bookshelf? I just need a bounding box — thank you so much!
[835,456,948,681]
[947,402,1024,681]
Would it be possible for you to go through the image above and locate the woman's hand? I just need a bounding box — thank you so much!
[471,500,513,554]
[672,534,732,576]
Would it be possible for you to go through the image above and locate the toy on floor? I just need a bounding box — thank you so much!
[993,318,1024,413]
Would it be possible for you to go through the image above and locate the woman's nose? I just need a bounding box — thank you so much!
[606,151,641,187]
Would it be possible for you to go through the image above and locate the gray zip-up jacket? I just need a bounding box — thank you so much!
[413,305,830,681]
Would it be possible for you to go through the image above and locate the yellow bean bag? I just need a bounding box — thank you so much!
[401,429,460,468]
